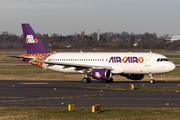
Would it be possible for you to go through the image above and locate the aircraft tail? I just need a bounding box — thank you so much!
[22,24,50,54]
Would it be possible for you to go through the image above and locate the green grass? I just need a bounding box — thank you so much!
[165,55,180,58]
[168,59,180,64]
[0,107,180,120]
[82,87,180,92]
[0,65,54,75]
[0,65,84,80]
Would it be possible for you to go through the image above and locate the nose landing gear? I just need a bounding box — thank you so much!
[149,73,155,84]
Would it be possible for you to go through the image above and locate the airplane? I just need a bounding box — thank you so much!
[6,23,176,84]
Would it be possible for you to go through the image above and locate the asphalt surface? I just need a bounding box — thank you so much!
[0,80,180,107]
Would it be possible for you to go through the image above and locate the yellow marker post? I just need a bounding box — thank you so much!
[68,104,75,111]
[92,104,101,113]
[97,104,101,111]
[92,105,96,113]
[129,84,134,89]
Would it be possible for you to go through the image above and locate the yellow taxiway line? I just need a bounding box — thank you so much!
[19,82,50,85]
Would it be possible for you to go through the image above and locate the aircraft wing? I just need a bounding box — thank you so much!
[39,61,112,70]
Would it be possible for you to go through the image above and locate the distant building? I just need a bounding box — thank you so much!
[165,35,180,42]
[97,29,100,41]
[133,39,142,46]
[136,39,141,42]
[110,37,129,41]
[81,31,85,38]
[47,42,53,47]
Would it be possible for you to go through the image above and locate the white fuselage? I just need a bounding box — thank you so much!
[42,52,176,75]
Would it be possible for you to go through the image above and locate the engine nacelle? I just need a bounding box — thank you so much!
[91,69,112,80]
[122,74,144,80]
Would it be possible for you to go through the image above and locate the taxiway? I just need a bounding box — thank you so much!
[0,80,180,107]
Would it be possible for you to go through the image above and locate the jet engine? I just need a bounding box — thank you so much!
[91,69,112,80]
[121,74,144,80]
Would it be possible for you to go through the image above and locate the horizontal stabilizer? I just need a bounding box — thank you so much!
[4,55,36,62]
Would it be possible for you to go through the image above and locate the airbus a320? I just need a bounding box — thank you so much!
[6,24,176,84]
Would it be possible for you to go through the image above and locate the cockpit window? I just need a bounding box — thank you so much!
[161,58,169,61]
[157,58,169,62]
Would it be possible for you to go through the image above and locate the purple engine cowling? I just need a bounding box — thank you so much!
[91,69,112,80]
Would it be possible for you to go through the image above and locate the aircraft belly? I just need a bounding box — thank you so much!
[122,64,144,74]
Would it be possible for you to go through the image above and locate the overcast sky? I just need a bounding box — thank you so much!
[0,0,180,36]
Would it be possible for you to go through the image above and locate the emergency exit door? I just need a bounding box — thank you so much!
[145,55,151,66]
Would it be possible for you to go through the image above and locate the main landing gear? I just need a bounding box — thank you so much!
[149,73,155,84]
[82,77,91,83]
[82,77,114,83]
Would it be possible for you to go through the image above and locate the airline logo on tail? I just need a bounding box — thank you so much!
[26,35,38,44]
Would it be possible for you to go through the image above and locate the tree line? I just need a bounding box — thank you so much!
[0,31,180,51]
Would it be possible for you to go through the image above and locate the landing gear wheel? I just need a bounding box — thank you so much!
[150,79,155,84]
[82,77,91,83]
[105,78,113,83]
[87,78,91,83]
[149,73,155,84]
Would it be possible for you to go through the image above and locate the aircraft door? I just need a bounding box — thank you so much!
[145,55,151,66]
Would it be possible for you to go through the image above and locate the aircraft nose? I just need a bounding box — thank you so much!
[169,63,176,72]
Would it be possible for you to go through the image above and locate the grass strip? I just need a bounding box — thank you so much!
[82,87,180,92]
[165,55,180,58]
[0,107,180,120]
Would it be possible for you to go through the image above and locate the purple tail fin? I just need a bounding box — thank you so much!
[22,23,50,54]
